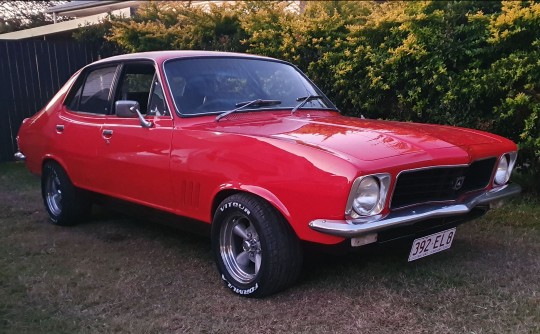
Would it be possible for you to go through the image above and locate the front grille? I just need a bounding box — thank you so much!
[390,158,496,209]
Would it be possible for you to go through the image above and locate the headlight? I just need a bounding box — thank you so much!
[346,174,391,218]
[494,156,509,185]
[352,177,380,215]
[494,152,517,186]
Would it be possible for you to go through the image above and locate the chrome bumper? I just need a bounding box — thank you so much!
[309,183,522,238]
[14,151,26,161]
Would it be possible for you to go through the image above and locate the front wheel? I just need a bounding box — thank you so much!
[211,193,303,297]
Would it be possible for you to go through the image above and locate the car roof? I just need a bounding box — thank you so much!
[92,50,278,66]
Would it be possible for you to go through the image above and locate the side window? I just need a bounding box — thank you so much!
[115,63,155,115]
[147,75,169,116]
[66,66,117,114]
[66,84,82,111]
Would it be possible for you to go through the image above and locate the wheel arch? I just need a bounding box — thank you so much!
[211,186,293,233]
[41,155,69,175]
[40,156,82,190]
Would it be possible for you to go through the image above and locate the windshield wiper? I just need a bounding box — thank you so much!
[291,95,324,113]
[216,99,282,122]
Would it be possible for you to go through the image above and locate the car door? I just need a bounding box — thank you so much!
[56,64,119,191]
[97,62,175,211]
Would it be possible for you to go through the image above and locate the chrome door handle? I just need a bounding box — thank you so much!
[56,124,64,132]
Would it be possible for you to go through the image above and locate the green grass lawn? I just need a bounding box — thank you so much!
[1,162,539,333]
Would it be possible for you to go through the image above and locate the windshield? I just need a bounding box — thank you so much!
[163,57,335,116]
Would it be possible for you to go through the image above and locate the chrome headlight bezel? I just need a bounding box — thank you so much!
[346,173,391,219]
[493,152,517,186]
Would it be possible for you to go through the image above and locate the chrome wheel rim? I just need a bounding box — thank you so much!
[45,174,62,216]
[219,215,261,284]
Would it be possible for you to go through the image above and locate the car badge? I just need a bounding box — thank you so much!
[451,176,466,190]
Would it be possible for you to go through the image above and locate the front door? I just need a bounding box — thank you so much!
[97,62,175,211]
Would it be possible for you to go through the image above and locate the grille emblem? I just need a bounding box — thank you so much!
[451,176,466,190]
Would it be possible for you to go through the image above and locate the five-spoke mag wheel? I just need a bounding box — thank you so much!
[220,215,262,284]
[212,193,303,297]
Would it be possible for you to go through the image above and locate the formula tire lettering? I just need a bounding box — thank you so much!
[221,274,258,295]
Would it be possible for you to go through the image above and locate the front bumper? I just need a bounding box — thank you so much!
[309,183,521,238]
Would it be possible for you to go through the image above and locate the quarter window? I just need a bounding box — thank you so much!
[147,76,168,116]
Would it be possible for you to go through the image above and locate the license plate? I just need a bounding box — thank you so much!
[408,228,456,262]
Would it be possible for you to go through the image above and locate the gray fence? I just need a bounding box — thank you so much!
[0,40,97,162]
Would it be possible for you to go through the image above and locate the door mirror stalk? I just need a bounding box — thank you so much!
[115,100,153,128]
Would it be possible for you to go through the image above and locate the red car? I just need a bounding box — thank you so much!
[15,51,520,297]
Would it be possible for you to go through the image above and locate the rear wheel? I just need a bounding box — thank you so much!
[212,193,303,297]
[41,162,90,226]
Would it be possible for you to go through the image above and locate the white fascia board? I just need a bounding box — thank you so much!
[0,8,131,40]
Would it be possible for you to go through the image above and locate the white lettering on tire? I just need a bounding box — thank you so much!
[219,202,251,216]
[221,274,258,295]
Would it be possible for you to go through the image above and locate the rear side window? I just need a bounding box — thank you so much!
[66,66,117,114]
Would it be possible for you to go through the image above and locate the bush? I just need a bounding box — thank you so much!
[75,0,540,192]
[106,2,247,52]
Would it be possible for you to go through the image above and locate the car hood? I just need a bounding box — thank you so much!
[201,112,508,162]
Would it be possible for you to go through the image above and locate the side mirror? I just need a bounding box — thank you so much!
[115,100,139,118]
[115,100,153,128]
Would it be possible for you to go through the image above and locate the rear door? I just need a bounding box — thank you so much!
[97,62,175,211]
[57,64,119,191]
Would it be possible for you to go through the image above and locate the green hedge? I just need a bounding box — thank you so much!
[76,1,540,192]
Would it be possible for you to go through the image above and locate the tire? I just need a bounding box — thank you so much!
[211,193,303,297]
[41,161,90,226]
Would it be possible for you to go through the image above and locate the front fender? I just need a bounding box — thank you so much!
[170,126,360,245]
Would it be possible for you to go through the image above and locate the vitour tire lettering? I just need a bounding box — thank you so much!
[219,202,251,216]
[212,193,303,297]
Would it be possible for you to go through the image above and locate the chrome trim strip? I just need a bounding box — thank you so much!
[309,183,521,238]
[14,151,26,161]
